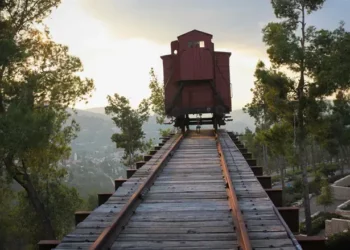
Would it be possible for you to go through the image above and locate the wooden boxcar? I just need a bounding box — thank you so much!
[161,30,232,132]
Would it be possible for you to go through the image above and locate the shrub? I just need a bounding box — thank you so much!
[326,231,350,250]
[299,212,346,235]
[328,174,348,184]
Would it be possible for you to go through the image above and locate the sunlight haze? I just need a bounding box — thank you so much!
[44,0,350,110]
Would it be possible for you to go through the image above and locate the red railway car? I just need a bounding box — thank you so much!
[161,30,232,132]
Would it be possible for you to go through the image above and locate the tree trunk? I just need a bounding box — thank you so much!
[298,3,312,236]
[280,157,285,190]
[311,140,316,173]
[262,144,269,174]
[14,173,56,240]
[4,158,56,240]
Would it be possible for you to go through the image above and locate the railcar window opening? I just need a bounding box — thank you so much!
[188,41,205,48]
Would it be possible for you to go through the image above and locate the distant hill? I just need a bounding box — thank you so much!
[69,107,255,156]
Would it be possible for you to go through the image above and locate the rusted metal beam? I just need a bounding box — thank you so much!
[277,207,299,233]
[98,193,113,206]
[216,134,252,250]
[127,169,137,178]
[89,134,183,249]
[114,179,127,191]
[257,176,272,189]
[136,161,145,169]
[75,211,91,225]
[251,166,263,176]
[265,188,283,207]
[38,240,60,250]
[295,235,326,250]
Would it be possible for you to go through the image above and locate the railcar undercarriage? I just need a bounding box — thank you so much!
[170,113,232,134]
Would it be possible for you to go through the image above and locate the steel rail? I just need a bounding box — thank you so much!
[215,132,252,250]
[89,133,183,250]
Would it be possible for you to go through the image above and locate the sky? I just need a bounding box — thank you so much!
[44,0,350,110]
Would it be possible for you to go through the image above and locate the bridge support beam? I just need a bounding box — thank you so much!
[257,176,272,189]
[149,150,157,155]
[277,207,299,233]
[75,211,91,225]
[136,161,145,169]
[98,193,113,206]
[265,188,283,207]
[127,169,137,178]
[246,159,257,167]
[239,148,248,154]
[114,179,127,191]
[144,155,152,161]
[38,240,60,250]
[295,235,326,250]
[251,166,263,176]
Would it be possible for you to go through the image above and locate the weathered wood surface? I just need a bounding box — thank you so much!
[54,134,182,249]
[55,130,299,250]
[217,130,300,250]
[110,130,238,249]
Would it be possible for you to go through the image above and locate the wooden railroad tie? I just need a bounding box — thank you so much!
[37,240,61,250]
[98,193,113,206]
[74,211,91,225]
[114,179,127,191]
[127,169,137,178]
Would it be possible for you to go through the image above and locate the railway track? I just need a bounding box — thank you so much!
[53,129,301,250]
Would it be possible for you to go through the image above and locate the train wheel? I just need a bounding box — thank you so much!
[181,125,186,134]
[213,117,218,131]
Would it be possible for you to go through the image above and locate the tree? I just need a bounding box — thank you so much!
[15,181,84,248]
[316,179,334,212]
[105,94,151,169]
[148,68,166,124]
[148,68,173,137]
[258,0,350,235]
[0,0,94,241]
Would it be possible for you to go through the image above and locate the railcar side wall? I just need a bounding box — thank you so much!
[214,52,232,112]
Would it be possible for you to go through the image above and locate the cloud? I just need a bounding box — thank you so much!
[44,0,350,111]
[77,0,274,49]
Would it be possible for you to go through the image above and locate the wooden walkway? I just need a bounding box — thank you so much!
[54,130,301,250]
[218,131,301,250]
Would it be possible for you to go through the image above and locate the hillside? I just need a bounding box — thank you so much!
[70,107,255,156]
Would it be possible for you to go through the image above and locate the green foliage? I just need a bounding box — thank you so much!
[318,163,338,177]
[326,231,350,250]
[328,173,348,184]
[300,212,345,235]
[148,68,166,124]
[15,183,83,246]
[246,0,350,235]
[83,194,98,211]
[0,0,94,243]
[105,94,150,168]
[316,179,334,211]
[0,181,22,250]
[159,128,172,137]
